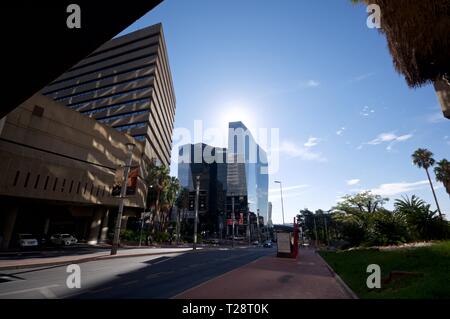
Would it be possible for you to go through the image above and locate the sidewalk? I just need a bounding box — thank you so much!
[175,248,354,299]
[0,247,192,271]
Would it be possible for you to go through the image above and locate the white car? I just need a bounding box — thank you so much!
[17,234,39,248]
[50,234,78,246]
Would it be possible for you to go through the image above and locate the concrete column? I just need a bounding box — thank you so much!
[87,208,103,245]
[1,206,18,250]
[99,209,110,243]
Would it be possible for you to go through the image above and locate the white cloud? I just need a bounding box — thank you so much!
[269,184,309,193]
[304,137,320,148]
[427,111,446,124]
[359,132,413,151]
[370,180,429,196]
[336,127,346,136]
[276,140,327,162]
[269,191,307,201]
[346,179,360,186]
[360,105,375,117]
[306,80,320,87]
[348,72,375,83]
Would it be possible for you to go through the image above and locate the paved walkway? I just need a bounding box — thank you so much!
[0,247,192,270]
[175,248,352,299]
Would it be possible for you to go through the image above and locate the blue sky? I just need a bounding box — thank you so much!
[121,0,450,224]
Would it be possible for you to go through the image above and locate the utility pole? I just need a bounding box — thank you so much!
[231,192,235,248]
[111,142,135,256]
[193,176,200,250]
[323,214,329,246]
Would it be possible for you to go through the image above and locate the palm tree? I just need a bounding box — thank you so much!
[394,195,441,240]
[145,160,170,230]
[412,148,442,218]
[434,159,450,197]
[350,0,450,119]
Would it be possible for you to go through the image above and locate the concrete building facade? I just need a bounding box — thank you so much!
[0,24,176,249]
[42,23,176,167]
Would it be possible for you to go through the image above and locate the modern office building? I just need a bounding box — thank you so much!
[41,23,175,167]
[226,121,269,235]
[178,143,227,236]
[0,24,176,249]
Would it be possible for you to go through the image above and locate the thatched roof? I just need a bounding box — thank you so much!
[353,0,450,88]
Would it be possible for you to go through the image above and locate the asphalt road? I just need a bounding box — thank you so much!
[0,247,274,299]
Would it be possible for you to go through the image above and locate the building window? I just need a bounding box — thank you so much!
[24,172,30,188]
[34,174,41,189]
[13,171,20,186]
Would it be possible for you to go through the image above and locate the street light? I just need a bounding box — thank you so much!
[193,176,200,250]
[111,142,136,255]
[231,192,235,248]
[274,181,285,225]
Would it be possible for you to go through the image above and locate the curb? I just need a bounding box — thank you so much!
[0,249,192,271]
[315,250,359,299]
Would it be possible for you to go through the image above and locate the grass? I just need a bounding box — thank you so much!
[319,241,450,299]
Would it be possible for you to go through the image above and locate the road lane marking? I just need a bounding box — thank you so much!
[0,284,60,297]
[40,287,57,299]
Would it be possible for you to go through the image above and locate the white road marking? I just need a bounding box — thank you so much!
[0,284,60,297]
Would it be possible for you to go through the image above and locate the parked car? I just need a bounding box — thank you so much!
[263,240,273,248]
[17,233,39,248]
[50,234,78,246]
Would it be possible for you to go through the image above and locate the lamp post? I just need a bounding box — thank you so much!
[193,176,200,250]
[231,192,235,248]
[111,142,135,255]
[274,181,285,225]
[256,208,261,243]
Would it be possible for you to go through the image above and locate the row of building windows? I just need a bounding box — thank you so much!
[97,109,149,124]
[77,97,149,115]
[43,63,156,95]
[65,86,151,108]
[133,135,146,142]
[12,170,110,198]
[52,75,154,101]
[114,122,147,132]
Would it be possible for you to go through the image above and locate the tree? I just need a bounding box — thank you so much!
[412,148,442,218]
[434,159,450,197]
[351,0,450,118]
[145,159,170,231]
[394,195,444,240]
